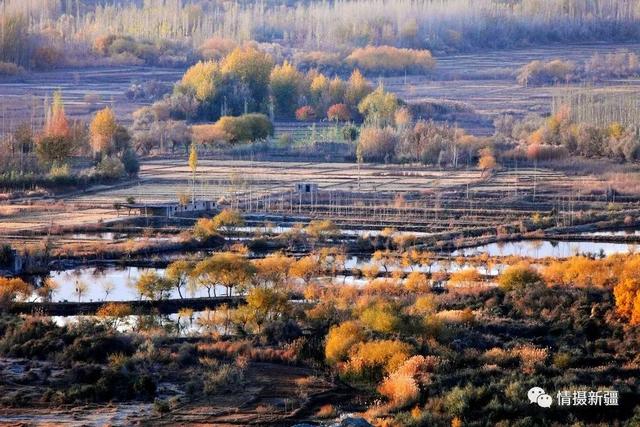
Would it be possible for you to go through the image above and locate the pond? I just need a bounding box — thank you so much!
[39,254,502,303]
[577,229,640,237]
[51,310,221,336]
[453,240,638,258]
[344,255,501,274]
[42,266,230,303]
[236,225,432,237]
[67,232,179,243]
[69,232,123,240]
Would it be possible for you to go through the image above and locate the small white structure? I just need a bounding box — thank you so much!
[294,182,319,194]
[121,200,215,217]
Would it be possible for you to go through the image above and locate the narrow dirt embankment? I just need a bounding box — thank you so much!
[9,295,246,316]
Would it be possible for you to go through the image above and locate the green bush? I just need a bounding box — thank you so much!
[121,148,140,176]
[214,113,273,143]
[95,156,125,179]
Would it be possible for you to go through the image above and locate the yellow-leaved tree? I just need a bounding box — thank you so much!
[270,60,303,118]
[90,107,117,153]
[478,147,497,176]
[181,60,218,102]
[345,69,372,107]
[188,142,198,202]
[613,255,640,324]
[325,320,364,365]
[221,46,274,108]
[357,84,399,127]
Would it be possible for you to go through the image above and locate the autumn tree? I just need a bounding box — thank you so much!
[192,252,256,297]
[328,77,347,105]
[199,36,237,60]
[253,253,295,288]
[317,247,347,278]
[0,277,32,309]
[191,124,229,146]
[345,69,372,108]
[305,219,338,241]
[410,294,438,316]
[211,209,244,234]
[35,277,58,303]
[244,287,291,333]
[180,60,218,103]
[189,142,198,202]
[325,320,364,365]
[358,85,399,127]
[166,260,194,299]
[361,263,380,281]
[448,268,481,288]
[295,106,315,121]
[213,114,273,143]
[346,46,436,75]
[357,126,398,162]
[90,107,117,153]
[327,103,351,122]
[193,209,244,240]
[193,217,220,241]
[309,73,331,113]
[96,302,133,330]
[44,90,70,139]
[343,339,412,380]
[135,271,173,300]
[177,307,195,332]
[613,255,640,324]
[36,90,77,167]
[394,107,413,130]
[405,271,429,293]
[270,61,303,118]
[290,255,320,286]
[498,263,543,292]
[372,249,397,273]
[74,280,88,302]
[478,147,496,175]
[220,46,274,111]
[359,301,402,334]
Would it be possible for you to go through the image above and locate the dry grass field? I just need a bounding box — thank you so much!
[384,43,640,134]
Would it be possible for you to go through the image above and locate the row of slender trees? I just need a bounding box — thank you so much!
[4,0,640,58]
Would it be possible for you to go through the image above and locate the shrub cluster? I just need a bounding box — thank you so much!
[516,59,578,86]
[346,45,435,75]
[497,108,640,162]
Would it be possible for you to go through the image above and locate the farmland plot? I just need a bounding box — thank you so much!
[384,43,640,134]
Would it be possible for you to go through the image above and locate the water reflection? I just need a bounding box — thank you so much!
[42,266,228,303]
[51,309,227,337]
[454,240,636,258]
